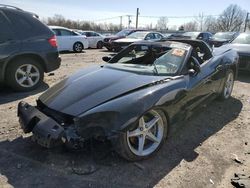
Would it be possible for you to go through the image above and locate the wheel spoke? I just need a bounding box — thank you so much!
[138,135,145,154]
[128,129,141,137]
[26,65,32,73]
[17,69,25,75]
[18,77,26,84]
[139,117,146,129]
[27,78,34,86]
[30,72,39,77]
[146,116,159,130]
[146,131,159,143]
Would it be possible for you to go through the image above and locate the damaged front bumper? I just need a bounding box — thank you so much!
[17,101,81,148]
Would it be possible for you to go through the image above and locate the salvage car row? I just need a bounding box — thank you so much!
[1,5,249,93]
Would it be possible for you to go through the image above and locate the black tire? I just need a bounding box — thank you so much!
[111,109,168,161]
[218,69,234,100]
[6,58,44,92]
[96,41,103,49]
[73,42,83,53]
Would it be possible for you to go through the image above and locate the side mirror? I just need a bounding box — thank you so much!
[102,56,111,62]
[188,56,201,76]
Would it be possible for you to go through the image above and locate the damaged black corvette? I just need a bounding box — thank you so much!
[18,39,239,161]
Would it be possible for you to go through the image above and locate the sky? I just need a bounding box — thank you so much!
[1,0,249,28]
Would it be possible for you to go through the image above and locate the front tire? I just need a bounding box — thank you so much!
[6,58,44,92]
[112,109,168,161]
[73,42,83,53]
[219,69,234,100]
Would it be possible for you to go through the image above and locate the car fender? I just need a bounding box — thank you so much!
[74,77,186,138]
[1,51,47,82]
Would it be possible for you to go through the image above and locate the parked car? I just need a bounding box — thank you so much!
[103,29,145,51]
[181,32,213,44]
[49,26,89,53]
[112,31,164,51]
[209,32,239,47]
[0,5,61,91]
[78,31,104,49]
[218,33,250,71]
[18,39,238,161]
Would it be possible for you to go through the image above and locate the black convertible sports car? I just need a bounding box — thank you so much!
[18,39,239,161]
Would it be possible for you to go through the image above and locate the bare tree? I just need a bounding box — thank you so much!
[204,16,219,32]
[195,12,205,31]
[183,21,198,31]
[156,17,168,31]
[217,4,246,31]
[45,14,120,32]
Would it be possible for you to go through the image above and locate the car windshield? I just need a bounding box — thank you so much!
[182,32,200,39]
[127,32,148,39]
[116,29,132,37]
[213,32,235,40]
[231,33,250,44]
[106,44,187,75]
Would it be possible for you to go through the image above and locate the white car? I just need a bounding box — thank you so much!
[78,31,104,48]
[49,26,89,52]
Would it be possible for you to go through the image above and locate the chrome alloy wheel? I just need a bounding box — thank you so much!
[15,64,40,88]
[223,72,234,99]
[74,43,83,52]
[126,110,165,156]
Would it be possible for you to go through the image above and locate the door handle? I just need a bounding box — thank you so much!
[216,65,223,71]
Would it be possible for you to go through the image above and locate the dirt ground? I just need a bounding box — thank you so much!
[0,49,249,188]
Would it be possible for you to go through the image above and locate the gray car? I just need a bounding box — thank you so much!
[218,33,250,71]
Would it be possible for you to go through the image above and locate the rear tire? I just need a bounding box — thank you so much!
[218,69,234,100]
[111,109,168,161]
[73,42,83,53]
[6,58,44,92]
[96,41,103,49]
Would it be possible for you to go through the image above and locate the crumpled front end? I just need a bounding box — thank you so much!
[17,101,82,149]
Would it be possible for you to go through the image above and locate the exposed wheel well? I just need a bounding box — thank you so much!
[5,54,46,81]
[231,64,238,80]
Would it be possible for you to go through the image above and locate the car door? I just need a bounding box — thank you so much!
[92,32,103,47]
[0,11,19,77]
[87,32,95,48]
[58,29,74,51]
[174,56,216,121]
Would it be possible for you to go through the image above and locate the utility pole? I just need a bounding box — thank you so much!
[244,12,249,32]
[136,8,139,29]
[120,16,123,30]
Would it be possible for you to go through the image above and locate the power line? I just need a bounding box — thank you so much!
[91,14,220,22]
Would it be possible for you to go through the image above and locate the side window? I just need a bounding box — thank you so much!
[0,12,14,42]
[86,32,91,37]
[4,10,33,38]
[145,33,155,40]
[60,29,73,36]
[52,29,61,36]
[197,33,204,39]
[154,33,162,39]
[91,32,99,37]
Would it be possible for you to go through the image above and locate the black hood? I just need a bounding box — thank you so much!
[39,66,165,116]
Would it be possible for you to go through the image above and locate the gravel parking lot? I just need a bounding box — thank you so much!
[0,49,249,188]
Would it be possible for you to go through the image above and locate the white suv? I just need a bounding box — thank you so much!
[49,26,89,52]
